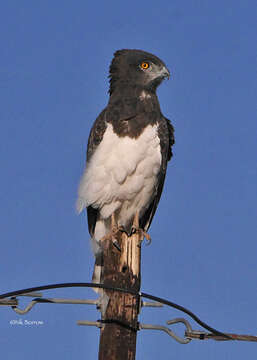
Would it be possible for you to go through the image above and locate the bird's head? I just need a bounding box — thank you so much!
[109,49,170,95]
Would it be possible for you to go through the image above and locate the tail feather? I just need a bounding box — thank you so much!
[92,253,103,293]
[91,219,108,293]
[92,253,103,282]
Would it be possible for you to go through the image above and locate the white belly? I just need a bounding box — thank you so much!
[77,123,161,230]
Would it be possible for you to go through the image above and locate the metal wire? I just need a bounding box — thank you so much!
[140,318,192,344]
[0,282,234,339]
[185,331,257,342]
[11,297,98,315]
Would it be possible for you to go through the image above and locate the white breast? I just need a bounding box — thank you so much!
[77,123,161,229]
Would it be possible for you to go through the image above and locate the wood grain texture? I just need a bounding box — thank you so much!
[98,231,141,360]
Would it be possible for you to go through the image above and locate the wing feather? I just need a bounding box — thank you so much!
[85,110,107,236]
[139,116,175,231]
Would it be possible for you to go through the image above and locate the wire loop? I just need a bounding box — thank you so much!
[140,318,192,344]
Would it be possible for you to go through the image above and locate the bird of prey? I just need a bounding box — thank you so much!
[77,49,174,283]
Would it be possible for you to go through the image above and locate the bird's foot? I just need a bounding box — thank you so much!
[130,211,151,245]
[130,226,152,245]
[100,224,124,252]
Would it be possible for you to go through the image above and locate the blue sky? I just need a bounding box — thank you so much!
[0,1,256,358]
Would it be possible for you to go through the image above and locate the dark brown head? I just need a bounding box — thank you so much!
[109,49,170,95]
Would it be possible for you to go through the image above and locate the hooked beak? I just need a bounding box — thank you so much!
[160,66,170,80]
[147,63,171,89]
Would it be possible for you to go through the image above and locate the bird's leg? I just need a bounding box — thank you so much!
[100,213,123,251]
[131,211,151,245]
[131,211,140,235]
[110,213,122,251]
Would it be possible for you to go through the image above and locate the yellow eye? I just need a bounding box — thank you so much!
[140,62,149,69]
